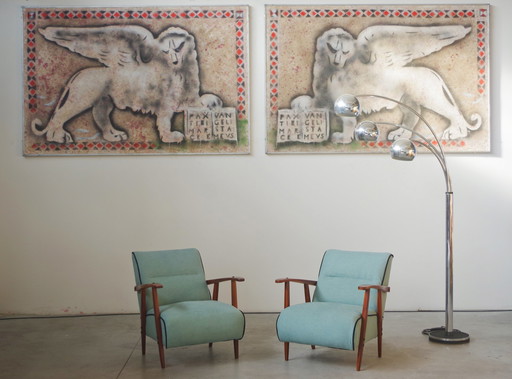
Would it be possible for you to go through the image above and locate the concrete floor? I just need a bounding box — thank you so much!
[0,312,511,379]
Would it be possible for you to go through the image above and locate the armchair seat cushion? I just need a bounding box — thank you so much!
[147,300,245,348]
[276,302,378,350]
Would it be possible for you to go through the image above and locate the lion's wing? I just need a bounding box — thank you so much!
[39,25,156,67]
[356,25,471,67]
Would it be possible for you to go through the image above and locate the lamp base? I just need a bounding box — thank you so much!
[422,327,470,344]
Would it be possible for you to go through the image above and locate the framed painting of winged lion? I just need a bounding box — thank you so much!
[23,6,249,155]
[266,4,490,153]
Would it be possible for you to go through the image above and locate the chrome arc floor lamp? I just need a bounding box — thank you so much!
[334,94,470,344]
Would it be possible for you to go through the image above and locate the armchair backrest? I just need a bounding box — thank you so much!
[132,248,211,309]
[312,250,393,311]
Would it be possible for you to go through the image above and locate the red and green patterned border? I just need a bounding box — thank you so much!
[267,5,489,152]
[24,7,249,154]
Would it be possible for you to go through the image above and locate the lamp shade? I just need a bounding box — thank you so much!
[334,94,361,117]
[390,139,416,161]
[354,121,380,142]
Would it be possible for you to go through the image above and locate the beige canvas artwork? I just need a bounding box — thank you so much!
[23,6,249,155]
[266,4,490,153]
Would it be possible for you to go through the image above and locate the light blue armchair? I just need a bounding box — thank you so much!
[132,248,245,368]
[275,249,393,371]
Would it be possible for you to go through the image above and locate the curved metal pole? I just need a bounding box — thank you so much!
[373,121,451,192]
[353,95,469,343]
[356,93,447,161]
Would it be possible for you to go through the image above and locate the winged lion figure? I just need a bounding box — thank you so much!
[291,25,482,144]
[31,25,223,144]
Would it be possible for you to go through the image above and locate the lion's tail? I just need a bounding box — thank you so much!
[468,113,483,131]
[31,119,49,136]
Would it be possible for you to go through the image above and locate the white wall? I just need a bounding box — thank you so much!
[1,0,511,315]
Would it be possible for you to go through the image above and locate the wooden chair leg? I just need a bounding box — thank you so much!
[356,339,365,371]
[377,313,383,358]
[150,287,165,368]
[356,318,368,371]
[157,343,165,368]
[139,301,147,355]
[378,324,383,357]
[284,342,289,361]
[234,340,239,359]
[154,318,166,368]
[140,315,146,355]
[377,291,384,358]
[356,289,370,371]
[356,316,368,371]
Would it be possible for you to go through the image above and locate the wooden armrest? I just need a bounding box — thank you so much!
[134,283,164,328]
[359,284,391,333]
[358,285,390,292]
[275,278,317,286]
[206,276,245,308]
[206,276,245,285]
[356,284,391,370]
[133,282,164,351]
[275,278,317,308]
[134,283,163,292]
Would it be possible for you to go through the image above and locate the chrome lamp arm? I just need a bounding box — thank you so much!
[367,120,452,192]
[334,93,469,344]
[353,94,447,159]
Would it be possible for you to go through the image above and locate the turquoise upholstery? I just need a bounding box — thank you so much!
[314,250,392,310]
[277,302,374,350]
[132,248,211,309]
[276,249,393,368]
[145,300,245,348]
[132,248,245,365]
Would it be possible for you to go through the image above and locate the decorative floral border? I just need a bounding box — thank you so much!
[24,7,249,154]
[266,5,490,152]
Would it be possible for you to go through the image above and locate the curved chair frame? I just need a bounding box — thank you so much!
[134,252,244,369]
[275,251,392,371]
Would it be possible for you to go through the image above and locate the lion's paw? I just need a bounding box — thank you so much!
[387,128,412,141]
[161,131,184,144]
[103,129,128,142]
[442,125,468,140]
[291,95,313,111]
[331,132,353,144]
[47,128,73,144]
[200,94,223,110]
